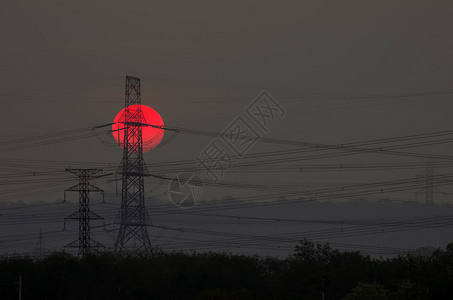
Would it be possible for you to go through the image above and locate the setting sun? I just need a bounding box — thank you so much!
[112,104,164,152]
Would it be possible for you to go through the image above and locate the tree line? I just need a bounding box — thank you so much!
[0,240,452,299]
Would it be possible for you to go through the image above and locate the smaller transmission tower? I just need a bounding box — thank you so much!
[416,160,434,205]
[424,160,434,205]
[64,168,105,256]
[29,228,46,259]
[37,228,43,257]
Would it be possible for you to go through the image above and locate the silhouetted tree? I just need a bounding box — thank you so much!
[341,282,388,300]
[0,241,453,299]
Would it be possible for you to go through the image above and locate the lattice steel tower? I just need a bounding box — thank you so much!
[416,160,435,205]
[114,75,152,254]
[424,160,434,205]
[64,168,105,256]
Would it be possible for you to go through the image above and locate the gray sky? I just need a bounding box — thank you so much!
[1,1,453,256]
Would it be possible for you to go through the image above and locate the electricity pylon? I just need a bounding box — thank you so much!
[114,75,152,255]
[64,168,105,256]
[30,228,45,258]
[424,160,434,205]
[416,160,434,205]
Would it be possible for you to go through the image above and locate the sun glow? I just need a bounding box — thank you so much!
[112,104,164,152]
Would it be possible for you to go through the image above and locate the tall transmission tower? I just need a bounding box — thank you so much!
[114,75,152,254]
[64,168,105,256]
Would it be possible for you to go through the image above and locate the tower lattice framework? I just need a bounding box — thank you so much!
[114,75,152,254]
[424,160,434,205]
[64,168,104,257]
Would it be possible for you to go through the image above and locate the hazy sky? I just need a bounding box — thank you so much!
[1,0,452,164]
[1,1,453,255]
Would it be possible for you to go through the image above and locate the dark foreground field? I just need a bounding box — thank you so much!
[1,240,452,300]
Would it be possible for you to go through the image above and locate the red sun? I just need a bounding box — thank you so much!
[112,104,164,152]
